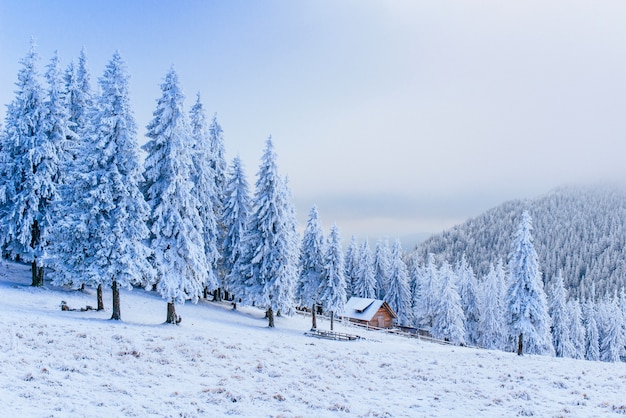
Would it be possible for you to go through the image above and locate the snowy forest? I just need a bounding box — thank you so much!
[3,43,626,365]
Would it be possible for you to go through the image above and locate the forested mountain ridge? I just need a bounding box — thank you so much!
[413,185,626,299]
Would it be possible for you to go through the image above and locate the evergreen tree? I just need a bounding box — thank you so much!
[548,272,574,357]
[88,52,153,320]
[567,299,586,360]
[221,155,250,302]
[319,224,346,330]
[583,299,600,361]
[456,254,480,345]
[373,239,391,299]
[431,261,466,345]
[598,294,624,363]
[505,211,553,355]
[296,205,325,329]
[352,239,376,298]
[0,41,59,286]
[143,68,213,324]
[343,235,360,297]
[384,239,412,326]
[414,253,440,330]
[232,137,298,327]
[478,262,507,350]
[189,93,220,298]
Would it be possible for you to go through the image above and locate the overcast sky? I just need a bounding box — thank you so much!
[2,0,626,247]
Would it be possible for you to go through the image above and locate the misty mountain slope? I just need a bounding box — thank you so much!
[413,185,626,298]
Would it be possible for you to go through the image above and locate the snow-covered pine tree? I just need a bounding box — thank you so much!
[567,299,586,360]
[209,114,228,295]
[408,254,423,326]
[352,239,376,299]
[598,293,624,363]
[478,262,507,350]
[343,235,360,297]
[296,205,325,330]
[0,41,59,287]
[456,254,480,346]
[189,93,220,299]
[85,51,153,320]
[384,239,412,326]
[583,299,600,361]
[319,223,347,330]
[506,211,553,356]
[414,253,440,330]
[431,261,466,345]
[221,155,251,303]
[373,239,391,299]
[231,137,298,327]
[143,68,214,324]
[548,272,574,358]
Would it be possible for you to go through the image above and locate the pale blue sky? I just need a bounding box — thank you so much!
[3,1,626,247]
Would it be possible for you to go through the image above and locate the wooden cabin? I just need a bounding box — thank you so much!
[339,297,397,329]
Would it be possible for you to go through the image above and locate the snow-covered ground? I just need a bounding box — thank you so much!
[1,260,625,418]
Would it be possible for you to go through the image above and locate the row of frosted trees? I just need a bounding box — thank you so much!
[0,43,306,326]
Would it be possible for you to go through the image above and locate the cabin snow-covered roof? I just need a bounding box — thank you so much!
[339,297,397,322]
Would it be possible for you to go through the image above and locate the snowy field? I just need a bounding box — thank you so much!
[1,261,626,418]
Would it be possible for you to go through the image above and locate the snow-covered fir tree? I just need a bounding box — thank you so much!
[84,52,153,320]
[208,114,228,288]
[296,205,325,329]
[384,239,412,326]
[143,68,214,324]
[414,253,440,330]
[583,299,600,361]
[548,272,574,358]
[352,239,376,299]
[456,254,480,346]
[478,262,507,350]
[0,41,59,287]
[373,239,391,299]
[506,211,553,356]
[567,299,586,360]
[343,235,360,297]
[231,136,298,327]
[319,224,347,330]
[597,293,624,363]
[221,155,250,301]
[431,261,466,345]
[189,93,220,298]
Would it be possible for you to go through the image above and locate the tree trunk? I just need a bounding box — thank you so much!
[213,288,222,302]
[330,311,334,331]
[267,307,275,328]
[31,260,44,287]
[97,284,104,311]
[517,332,523,356]
[166,301,179,324]
[111,280,121,320]
[203,286,209,299]
[311,303,317,330]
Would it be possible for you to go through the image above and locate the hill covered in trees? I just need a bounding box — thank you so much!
[413,185,626,299]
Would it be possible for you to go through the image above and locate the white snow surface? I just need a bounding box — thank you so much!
[1,261,626,417]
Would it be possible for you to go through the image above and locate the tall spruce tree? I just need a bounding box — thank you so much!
[414,253,440,330]
[221,156,250,302]
[384,239,412,326]
[0,42,60,286]
[319,224,347,330]
[506,211,553,355]
[189,93,220,299]
[456,254,480,346]
[478,262,507,350]
[343,235,360,297]
[88,52,153,320]
[431,261,466,345]
[143,68,214,324]
[352,239,376,299]
[373,239,391,299]
[567,299,586,360]
[232,137,298,327]
[548,272,574,357]
[583,299,600,361]
[296,205,325,329]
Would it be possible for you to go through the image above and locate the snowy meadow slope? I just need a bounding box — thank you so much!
[1,261,626,418]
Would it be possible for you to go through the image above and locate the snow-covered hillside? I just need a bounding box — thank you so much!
[1,261,625,417]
